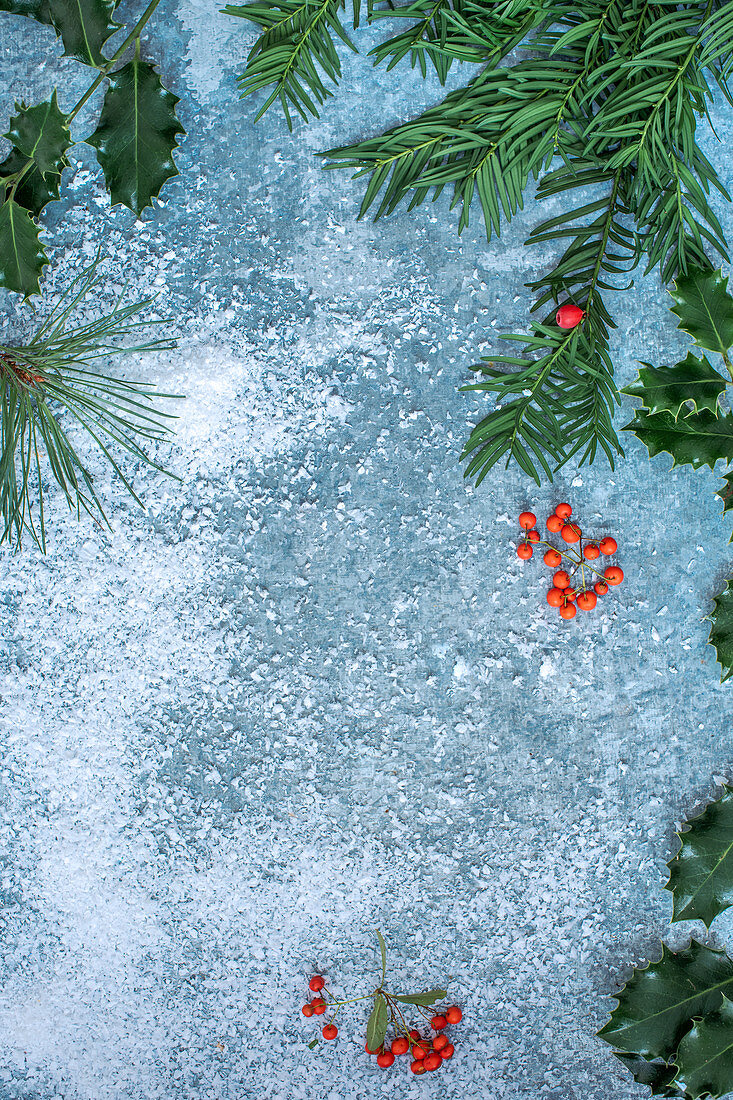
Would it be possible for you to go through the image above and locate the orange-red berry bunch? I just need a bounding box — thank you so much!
[516,503,623,621]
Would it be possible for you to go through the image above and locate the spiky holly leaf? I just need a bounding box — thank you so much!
[708,579,733,684]
[47,0,119,64]
[717,470,733,521]
[666,785,733,925]
[87,59,184,216]
[0,0,51,22]
[5,92,71,177]
[0,198,48,296]
[615,1053,687,1097]
[674,995,733,1099]
[670,267,733,358]
[597,941,733,1061]
[624,409,733,472]
[366,994,388,1052]
[0,149,65,216]
[623,354,727,420]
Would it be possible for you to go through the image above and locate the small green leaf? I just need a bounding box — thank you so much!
[0,198,48,296]
[390,988,448,1006]
[0,0,52,21]
[597,941,733,1061]
[366,995,388,1053]
[47,0,119,64]
[614,1053,686,1097]
[307,1038,319,1050]
[624,409,733,472]
[87,58,184,216]
[670,267,733,358]
[5,92,71,177]
[622,353,727,420]
[716,471,733,533]
[0,149,66,216]
[708,579,733,684]
[666,784,733,925]
[674,995,733,1099]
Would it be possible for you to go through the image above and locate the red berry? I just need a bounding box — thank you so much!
[424,1053,442,1071]
[577,590,597,611]
[543,548,562,567]
[445,1006,463,1025]
[365,1042,382,1054]
[547,587,564,608]
[563,587,577,602]
[594,580,609,595]
[433,1034,449,1052]
[555,503,572,520]
[408,1030,421,1041]
[302,1004,314,1017]
[391,1036,409,1056]
[561,523,581,543]
[518,511,537,530]
[312,999,326,1015]
[546,514,563,533]
[412,1043,428,1060]
[322,1024,338,1040]
[553,570,570,589]
[309,976,325,992]
[560,603,577,620]
[441,1043,455,1060]
[527,529,540,543]
[430,1014,447,1030]
[583,543,600,561]
[410,1061,426,1075]
[599,536,618,555]
[604,565,623,586]
[377,1051,395,1068]
[517,543,533,560]
[556,303,585,329]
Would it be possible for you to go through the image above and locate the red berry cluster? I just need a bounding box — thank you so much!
[301,975,463,1075]
[516,504,623,621]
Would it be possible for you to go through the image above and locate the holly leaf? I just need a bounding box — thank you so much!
[674,996,733,1099]
[597,941,733,1061]
[717,470,733,523]
[670,267,733,358]
[0,198,48,296]
[624,409,733,472]
[666,784,733,926]
[614,1053,688,1097]
[0,0,52,23]
[5,92,71,177]
[708,579,733,684]
[47,0,119,65]
[87,58,184,216]
[623,354,727,420]
[0,149,66,216]
[390,989,448,1006]
[366,994,388,1053]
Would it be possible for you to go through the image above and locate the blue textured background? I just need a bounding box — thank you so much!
[2,8,733,1099]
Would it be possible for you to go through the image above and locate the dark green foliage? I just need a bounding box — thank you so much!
[0,198,48,296]
[623,353,726,420]
[666,784,733,925]
[47,0,120,65]
[674,996,733,1099]
[709,580,733,684]
[5,92,71,177]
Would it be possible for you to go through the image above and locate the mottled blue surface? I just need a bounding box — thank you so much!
[2,9,733,1100]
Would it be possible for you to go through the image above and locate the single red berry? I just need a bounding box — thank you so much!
[312,999,327,1015]
[412,1043,428,1060]
[433,1034,449,1052]
[391,1036,409,1056]
[322,1024,338,1040]
[377,1051,395,1068]
[553,570,570,589]
[547,587,564,608]
[546,514,563,533]
[365,1042,382,1055]
[583,543,600,561]
[604,565,623,586]
[408,1030,421,1041]
[445,1006,463,1025]
[302,1003,314,1017]
[410,1061,426,1075]
[441,1042,455,1060]
[560,603,577,620]
[517,543,533,560]
[527,529,540,543]
[309,976,325,993]
[599,536,618,555]
[594,580,609,595]
[563,586,577,601]
[577,590,597,611]
[430,1014,447,1030]
[543,548,562,567]
[561,523,581,543]
[556,303,585,329]
[424,1053,442,1071]
[518,511,537,530]
[555,502,572,520]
